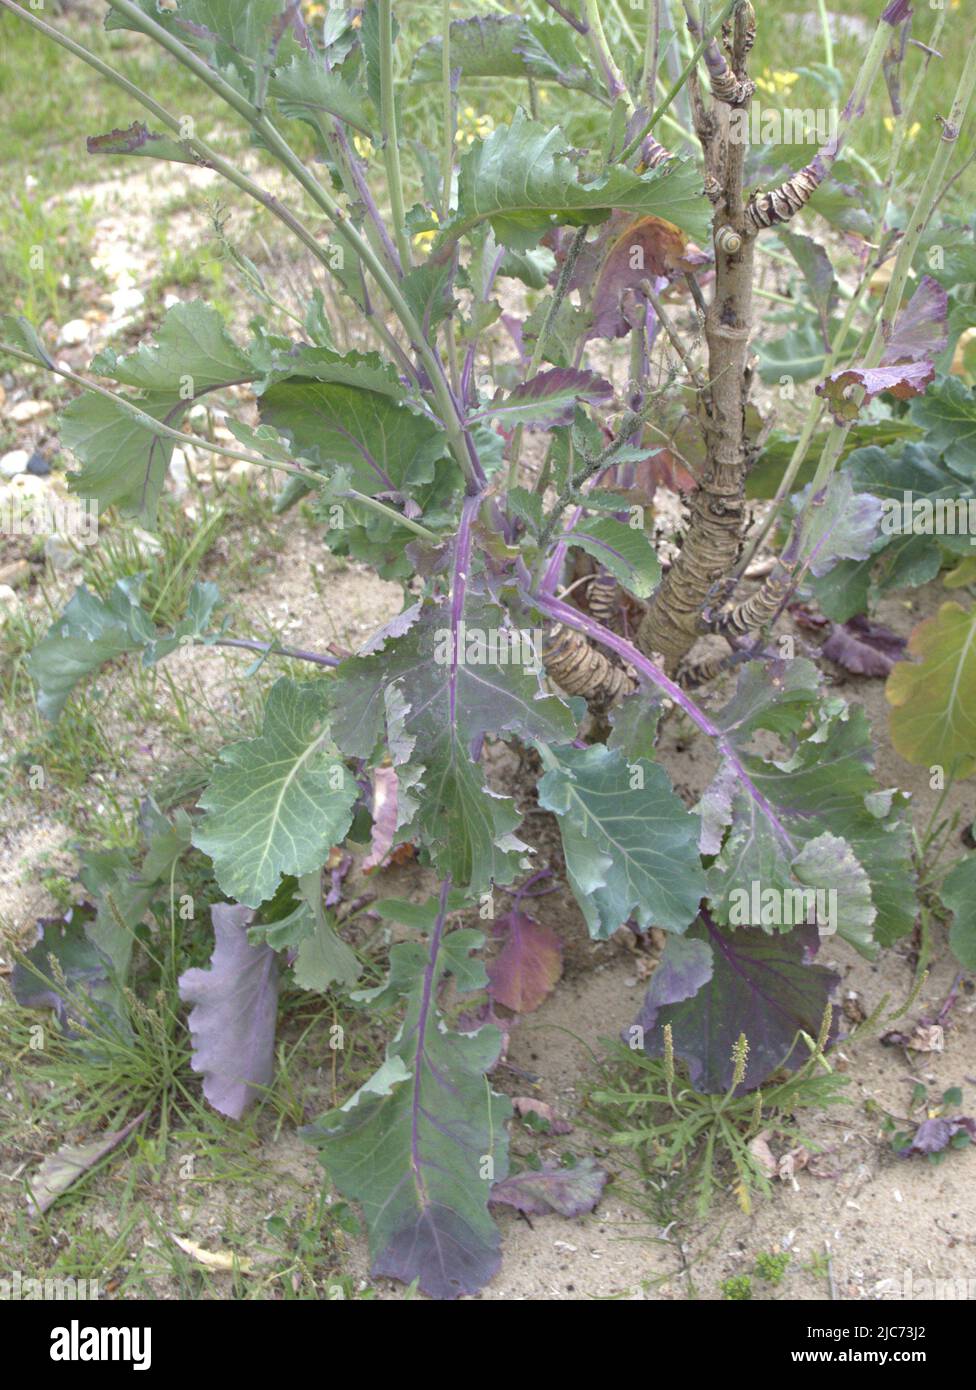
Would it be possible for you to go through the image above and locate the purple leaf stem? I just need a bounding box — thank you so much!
[532,592,795,853]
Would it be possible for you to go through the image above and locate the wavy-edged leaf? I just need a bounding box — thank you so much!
[447,109,710,251]
[330,593,576,890]
[87,121,201,166]
[572,211,708,341]
[193,679,358,907]
[821,615,906,677]
[178,903,279,1120]
[699,658,915,953]
[487,910,562,1013]
[817,276,948,421]
[412,14,601,99]
[11,905,128,1043]
[791,473,882,579]
[270,50,374,137]
[260,362,450,501]
[886,602,976,778]
[92,300,255,394]
[537,743,706,940]
[25,1112,145,1216]
[635,915,839,1093]
[61,301,255,521]
[476,367,613,429]
[291,872,360,991]
[777,229,839,338]
[910,376,976,479]
[817,361,937,421]
[105,0,292,97]
[490,1156,607,1217]
[0,312,55,368]
[304,888,510,1300]
[29,576,219,722]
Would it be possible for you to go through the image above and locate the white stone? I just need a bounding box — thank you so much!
[9,399,53,424]
[109,286,145,315]
[0,449,30,478]
[0,584,21,622]
[59,318,91,346]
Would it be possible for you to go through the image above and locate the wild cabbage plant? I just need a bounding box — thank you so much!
[3,0,976,1299]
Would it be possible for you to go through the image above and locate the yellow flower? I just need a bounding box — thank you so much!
[353,135,373,160]
[754,67,800,96]
[457,108,494,146]
[412,209,439,249]
[883,117,921,141]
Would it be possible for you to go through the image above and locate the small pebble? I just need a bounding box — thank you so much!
[26,450,50,477]
[10,399,53,424]
[0,559,31,589]
[0,449,30,478]
[58,318,91,346]
[0,583,21,621]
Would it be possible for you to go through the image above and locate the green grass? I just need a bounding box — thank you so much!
[0,8,214,191]
[587,1032,849,1220]
[0,0,968,1298]
[0,806,388,1297]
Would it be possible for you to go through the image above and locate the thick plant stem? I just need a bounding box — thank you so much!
[636,240,756,671]
[637,0,914,669]
[635,5,755,673]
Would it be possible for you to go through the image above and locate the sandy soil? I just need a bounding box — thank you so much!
[3,512,973,1300]
[1,159,974,1303]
